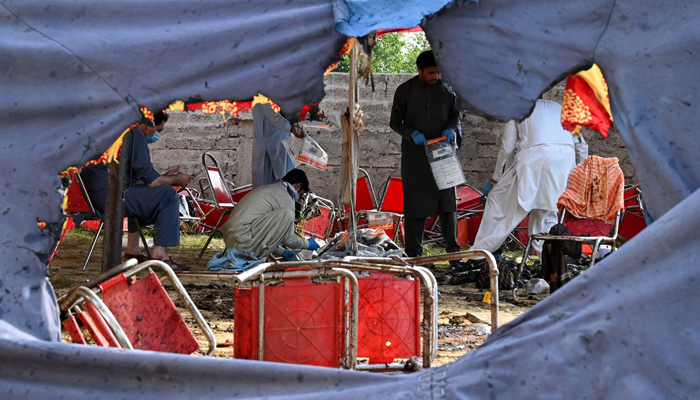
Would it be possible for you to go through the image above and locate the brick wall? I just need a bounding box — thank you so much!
[150,73,635,203]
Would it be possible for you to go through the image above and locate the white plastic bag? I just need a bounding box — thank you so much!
[426,138,466,190]
[282,135,328,171]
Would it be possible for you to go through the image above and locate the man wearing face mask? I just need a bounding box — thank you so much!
[81,109,193,270]
[219,168,320,260]
[146,110,168,144]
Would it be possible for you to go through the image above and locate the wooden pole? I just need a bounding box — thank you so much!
[101,132,128,271]
[347,43,359,254]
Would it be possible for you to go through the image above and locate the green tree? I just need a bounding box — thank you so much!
[332,31,430,73]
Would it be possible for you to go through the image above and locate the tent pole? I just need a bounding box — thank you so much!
[347,43,358,254]
[101,133,128,272]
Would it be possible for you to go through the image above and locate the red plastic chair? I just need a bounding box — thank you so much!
[619,184,647,241]
[54,169,150,270]
[359,169,404,242]
[377,170,404,215]
[298,196,337,241]
[198,152,236,257]
[234,275,347,367]
[58,260,216,355]
[516,157,625,287]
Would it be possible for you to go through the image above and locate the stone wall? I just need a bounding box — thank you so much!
[150,73,635,203]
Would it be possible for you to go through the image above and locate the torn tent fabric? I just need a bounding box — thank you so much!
[0,0,345,342]
[423,0,700,221]
[2,0,700,399]
[332,0,455,37]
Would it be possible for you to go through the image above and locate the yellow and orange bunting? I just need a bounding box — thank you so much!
[561,64,614,138]
[325,37,357,75]
[252,94,281,114]
[167,100,186,112]
[140,105,154,125]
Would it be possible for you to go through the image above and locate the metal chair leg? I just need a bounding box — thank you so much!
[199,213,227,258]
[133,219,152,258]
[83,222,104,271]
[513,237,534,300]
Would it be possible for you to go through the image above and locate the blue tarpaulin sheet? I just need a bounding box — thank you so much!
[2,0,700,398]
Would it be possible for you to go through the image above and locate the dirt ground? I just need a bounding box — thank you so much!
[49,228,547,368]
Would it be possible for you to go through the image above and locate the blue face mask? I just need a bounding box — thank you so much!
[145,131,161,144]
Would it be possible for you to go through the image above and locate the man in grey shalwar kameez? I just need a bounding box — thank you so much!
[390,50,461,265]
[220,168,320,260]
[251,102,296,189]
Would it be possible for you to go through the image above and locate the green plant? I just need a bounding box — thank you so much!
[332,31,431,74]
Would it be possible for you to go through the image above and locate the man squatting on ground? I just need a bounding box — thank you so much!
[390,50,461,267]
[471,98,578,256]
[81,113,194,271]
[219,168,320,261]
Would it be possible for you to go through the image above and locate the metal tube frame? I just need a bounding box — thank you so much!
[61,286,134,349]
[514,210,621,301]
[58,259,217,356]
[251,268,359,369]
[181,250,499,370]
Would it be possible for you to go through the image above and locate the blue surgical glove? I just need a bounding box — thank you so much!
[442,129,455,144]
[411,131,427,147]
[484,181,494,196]
[283,249,296,261]
[307,237,320,251]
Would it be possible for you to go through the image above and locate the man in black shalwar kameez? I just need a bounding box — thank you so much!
[389,50,461,265]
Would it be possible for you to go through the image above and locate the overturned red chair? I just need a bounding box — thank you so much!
[225,258,438,371]
[58,259,216,356]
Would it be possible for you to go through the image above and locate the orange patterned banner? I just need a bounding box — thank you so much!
[561,64,613,138]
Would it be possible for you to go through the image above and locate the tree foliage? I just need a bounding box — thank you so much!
[332,32,431,74]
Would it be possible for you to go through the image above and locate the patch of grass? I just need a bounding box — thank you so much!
[180,232,224,248]
[423,244,451,268]
[51,276,78,289]
[63,228,100,246]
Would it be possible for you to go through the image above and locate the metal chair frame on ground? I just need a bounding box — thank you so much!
[58,259,216,356]
[68,169,151,270]
[197,152,236,258]
[175,186,206,226]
